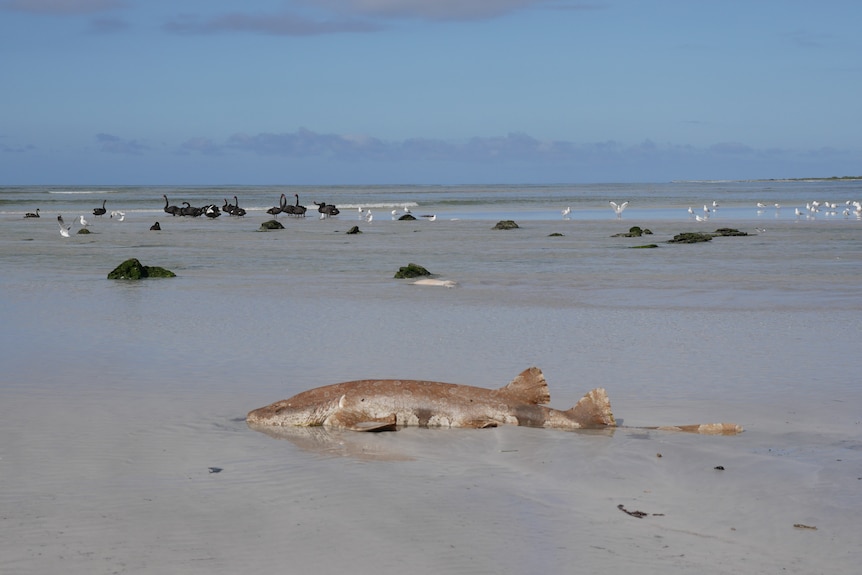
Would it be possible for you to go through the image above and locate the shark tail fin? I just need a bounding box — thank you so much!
[500,367,551,405]
[566,388,616,428]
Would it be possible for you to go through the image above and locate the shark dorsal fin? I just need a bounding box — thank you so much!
[500,367,551,405]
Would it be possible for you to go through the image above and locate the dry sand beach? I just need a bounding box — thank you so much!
[2,183,861,574]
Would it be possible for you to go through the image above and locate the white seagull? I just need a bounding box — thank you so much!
[57,215,71,237]
[110,210,125,221]
[364,209,373,222]
[561,206,571,217]
[609,201,628,218]
[78,214,89,227]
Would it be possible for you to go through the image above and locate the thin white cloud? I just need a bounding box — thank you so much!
[88,17,129,33]
[308,0,551,21]
[164,10,380,36]
[0,0,124,14]
[96,133,148,155]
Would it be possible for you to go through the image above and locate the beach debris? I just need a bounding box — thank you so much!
[259,219,284,230]
[617,504,664,518]
[412,278,457,288]
[493,220,519,230]
[107,258,176,279]
[394,262,431,279]
[208,467,223,474]
[793,523,817,530]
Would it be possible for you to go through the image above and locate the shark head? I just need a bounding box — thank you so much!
[246,395,341,427]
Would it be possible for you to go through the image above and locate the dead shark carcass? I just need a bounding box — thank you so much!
[247,367,742,435]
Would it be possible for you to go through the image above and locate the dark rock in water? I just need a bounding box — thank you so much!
[493,220,519,230]
[107,258,176,279]
[667,232,713,244]
[259,220,284,230]
[394,263,431,279]
[150,222,161,231]
[631,244,659,249]
[76,228,91,235]
[713,228,748,236]
[612,226,653,237]
[398,214,417,221]
[346,225,362,234]
[667,228,749,244]
[548,232,564,237]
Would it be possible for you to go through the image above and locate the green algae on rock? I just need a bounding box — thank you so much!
[346,225,362,234]
[394,263,431,279]
[713,228,748,236]
[493,220,519,230]
[259,220,285,230]
[667,232,713,244]
[107,258,176,279]
[612,226,653,237]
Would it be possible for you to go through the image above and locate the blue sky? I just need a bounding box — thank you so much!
[1,0,859,184]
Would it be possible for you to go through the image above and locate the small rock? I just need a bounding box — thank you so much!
[259,220,284,230]
[394,263,431,279]
[107,258,176,279]
[493,220,519,230]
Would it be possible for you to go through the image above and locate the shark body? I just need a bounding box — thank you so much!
[247,367,742,435]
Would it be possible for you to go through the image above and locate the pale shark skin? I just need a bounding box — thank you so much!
[246,367,743,434]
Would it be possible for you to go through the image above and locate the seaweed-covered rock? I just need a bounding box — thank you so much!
[394,263,431,279]
[631,244,659,249]
[259,220,284,230]
[667,232,713,244]
[398,214,417,221]
[346,225,362,234]
[493,220,519,230]
[77,228,91,235]
[548,232,564,237]
[107,258,176,279]
[612,226,653,237]
[713,228,748,236]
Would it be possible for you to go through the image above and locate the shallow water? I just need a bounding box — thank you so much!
[2,182,861,574]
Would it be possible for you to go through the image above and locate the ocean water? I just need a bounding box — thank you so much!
[2,181,861,574]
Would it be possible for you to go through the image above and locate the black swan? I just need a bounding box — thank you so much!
[163,195,180,216]
[292,194,307,217]
[314,201,338,217]
[150,221,161,230]
[267,194,285,218]
[230,195,246,216]
[93,200,107,217]
[25,209,40,218]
